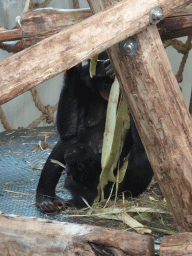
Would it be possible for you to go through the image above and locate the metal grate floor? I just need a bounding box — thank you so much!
[0,126,125,227]
[0,126,72,222]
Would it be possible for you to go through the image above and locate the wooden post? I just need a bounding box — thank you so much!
[0,212,154,256]
[0,0,190,105]
[87,0,192,232]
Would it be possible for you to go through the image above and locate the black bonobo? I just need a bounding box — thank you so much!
[36,52,153,213]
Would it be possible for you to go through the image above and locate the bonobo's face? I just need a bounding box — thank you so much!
[64,144,95,183]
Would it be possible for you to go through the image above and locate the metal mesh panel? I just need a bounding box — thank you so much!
[0,126,71,222]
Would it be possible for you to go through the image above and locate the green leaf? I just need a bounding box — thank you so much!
[89,54,98,78]
[97,78,130,201]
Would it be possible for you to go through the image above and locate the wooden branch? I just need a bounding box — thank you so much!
[0,0,190,106]
[1,4,192,52]
[88,0,192,232]
[160,233,192,255]
[0,28,22,42]
[158,3,192,39]
[0,212,154,255]
[20,8,92,48]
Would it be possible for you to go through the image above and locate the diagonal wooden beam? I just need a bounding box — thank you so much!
[88,0,192,232]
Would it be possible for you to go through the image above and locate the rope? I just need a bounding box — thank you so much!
[28,88,58,126]
[164,36,192,83]
[176,36,192,83]
[27,103,58,128]
[23,0,31,12]
[73,0,80,9]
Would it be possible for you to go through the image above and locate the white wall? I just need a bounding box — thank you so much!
[0,0,191,132]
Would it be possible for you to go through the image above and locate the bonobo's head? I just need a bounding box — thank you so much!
[64,144,101,185]
[93,51,115,101]
[80,51,115,101]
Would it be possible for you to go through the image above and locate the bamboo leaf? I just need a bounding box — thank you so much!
[89,54,98,78]
[97,78,130,201]
[117,212,152,234]
[50,159,66,169]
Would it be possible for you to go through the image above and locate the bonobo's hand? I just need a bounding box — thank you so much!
[36,193,67,213]
[103,59,115,79]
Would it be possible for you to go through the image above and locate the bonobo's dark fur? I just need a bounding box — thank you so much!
[36,52,153,213]
[64,144,101,208]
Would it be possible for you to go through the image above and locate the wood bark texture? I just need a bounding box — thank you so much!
[160,232,192,255]
[20,8,92,48]
[158,3,192,39]
[0,0,191,105]
[0,28,22,42]
[1,4,192,51]
[0,212,154,256]
[88,0,192,232]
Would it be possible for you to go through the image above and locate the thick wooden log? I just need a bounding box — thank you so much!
[160,233,192,255]
[158,3,192,39]
[88,0,192,232]
[1,4,191,51]
[20,8,92,48]
[0,212,154,256]
[0,0,190,105]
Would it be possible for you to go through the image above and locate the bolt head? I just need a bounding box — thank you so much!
[149,7,164,24]
[119,38,137,56]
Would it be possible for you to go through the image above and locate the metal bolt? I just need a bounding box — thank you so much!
[119,38,137,56]
[149,7,164,24]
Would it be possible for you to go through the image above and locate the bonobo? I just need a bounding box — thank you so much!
[36,52,153,213]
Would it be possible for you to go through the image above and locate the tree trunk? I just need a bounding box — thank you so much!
[87,0,192,232]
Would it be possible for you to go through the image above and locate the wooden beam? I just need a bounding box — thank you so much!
[1,4,192,51]
[160,233,192,255]
[0,212,154,255]
[158,3,192,39]
[88,0,192,232]
[0,28,22,42]
[20,8,92,48]
[0,0,191,105]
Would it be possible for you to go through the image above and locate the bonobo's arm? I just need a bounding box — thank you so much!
[36,140,68,213]
[119,116,154,197]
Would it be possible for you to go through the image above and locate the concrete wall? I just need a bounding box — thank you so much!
[0,0,191,132]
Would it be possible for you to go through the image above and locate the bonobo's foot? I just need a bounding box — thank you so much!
[36,193,67,213]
